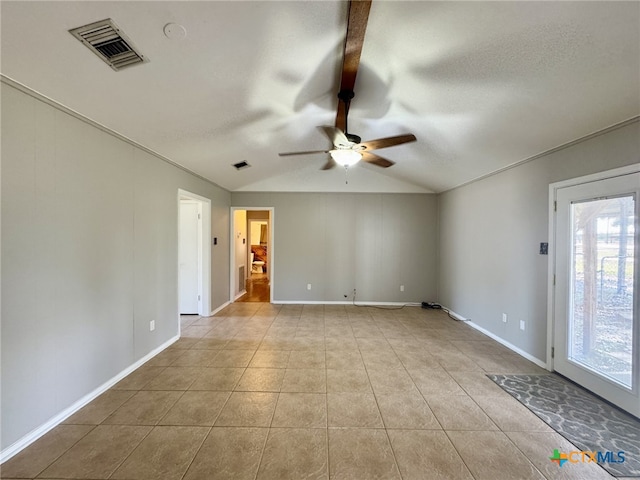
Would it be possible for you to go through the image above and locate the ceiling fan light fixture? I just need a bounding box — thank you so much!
[330,149,362,167]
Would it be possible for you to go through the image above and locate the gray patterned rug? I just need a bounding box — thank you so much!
[488,374,640,477]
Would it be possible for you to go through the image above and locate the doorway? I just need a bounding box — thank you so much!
[550,166,639,416]
[178,190,212,317]
[230,207,273,303]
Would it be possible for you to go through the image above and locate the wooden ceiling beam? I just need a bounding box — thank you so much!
[335,0,372,132]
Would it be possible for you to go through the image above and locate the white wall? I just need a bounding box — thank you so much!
[0,81,231,451]
[250,221,267,246]
[437,120,639,362]
[233,209,248,295]
[231,192,438,303]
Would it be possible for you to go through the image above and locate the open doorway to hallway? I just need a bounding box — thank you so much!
[230,207,273,303]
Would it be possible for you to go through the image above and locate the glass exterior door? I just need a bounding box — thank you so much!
[554,172,639,417]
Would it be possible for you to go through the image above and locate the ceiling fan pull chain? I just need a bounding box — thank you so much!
[344,165,349,184]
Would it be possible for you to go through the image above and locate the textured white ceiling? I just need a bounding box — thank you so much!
[1,1,638,193]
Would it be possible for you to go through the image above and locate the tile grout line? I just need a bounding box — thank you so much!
[177,425,213,480]
[440,429,480,480]
[324,325,331,480]
[103,381,191,478]
[183,363,237,479]
[104,422,156,479]
[30,424,99,479]
[496,429,557,480]
[252,308,287,480]
[391,315,476,480]
[358,325,404,479]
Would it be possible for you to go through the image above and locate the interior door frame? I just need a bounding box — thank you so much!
[229,206,274,303]
[177,189,211,318]
[547,164,640,370]
[229,207,276,303]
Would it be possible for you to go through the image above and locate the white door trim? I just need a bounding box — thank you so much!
[178,189,212,318]
[230,207,274,303]
[547,164,640,369]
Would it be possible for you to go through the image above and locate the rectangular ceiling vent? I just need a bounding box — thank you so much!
[69,19,148,71]
[233,161,251,170]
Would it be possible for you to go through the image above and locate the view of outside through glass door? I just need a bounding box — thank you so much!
[569,195,635,388]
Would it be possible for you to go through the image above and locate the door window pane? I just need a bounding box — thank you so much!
[569,195,635,388]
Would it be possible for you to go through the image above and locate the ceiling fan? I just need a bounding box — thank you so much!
[279,0,416,170]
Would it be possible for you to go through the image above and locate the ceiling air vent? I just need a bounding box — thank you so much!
[233,161,251,170]
[69,19,148,71]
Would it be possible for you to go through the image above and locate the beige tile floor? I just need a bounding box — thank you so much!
[1,303,618,480]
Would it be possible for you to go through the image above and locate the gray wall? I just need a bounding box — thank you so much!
[232,192,438,303]
[437,120,639,362]
[1,81,231,450]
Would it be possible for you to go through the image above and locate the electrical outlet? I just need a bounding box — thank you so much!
[307,283,311,290]
[520,320,526,331]
[150,320,155,331]
[400,285,405,292]
[502,313,508,323]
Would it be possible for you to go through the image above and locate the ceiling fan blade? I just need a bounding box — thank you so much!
[321,158,335,170]
[360,134,417,151]
[335,0,372,131]
[361,151,395,168]
[278,149,330,157]
[319,126,349,147]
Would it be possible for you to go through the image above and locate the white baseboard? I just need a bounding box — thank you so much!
[209,301,230,316]
[275,300,421,306]
[467,322,547,369]
[444,309,469,321]
[0,335,179,464]
[442,306,547,370]
[234,290,246,301]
